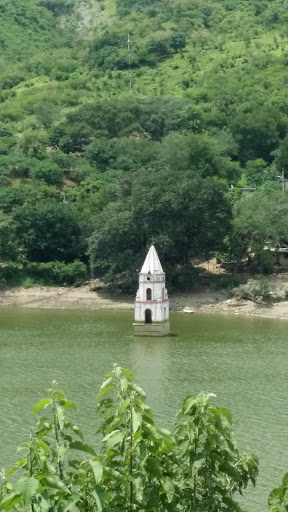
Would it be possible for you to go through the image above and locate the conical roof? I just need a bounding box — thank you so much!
[140,246,164,274]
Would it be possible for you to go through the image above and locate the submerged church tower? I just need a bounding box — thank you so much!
[134,246,170,336]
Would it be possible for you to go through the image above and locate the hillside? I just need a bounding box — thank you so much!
[1,0,288,289]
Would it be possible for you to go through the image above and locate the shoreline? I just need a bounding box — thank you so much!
[1,284,288,320]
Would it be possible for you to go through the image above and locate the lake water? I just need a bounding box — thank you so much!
[1,307,288,511]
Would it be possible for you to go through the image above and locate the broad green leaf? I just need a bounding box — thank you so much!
[222,496,239,509]
[134,477,144,502]
[102,429,124,448]
[142,412,155,425]
[38,439,50,452]
[36,495,50,512]
[58,443,68,461]
[282,472,288,488]
[55,390,66,400]
[72,425,84,440]
[0,492,21,511]
[45,475,70,493]
[104,467,125,483]
[132,409,142,433]
[42,459,57,475]
[142,423,159,442]
[158,426,172,439]
[63,500,79,512]
[63,400,78,411]
[182,395,195,415]
[16,442,30,453]
[6,459,26,478]
[217,406,232,423]
[17,476,39,506]
[64,422,84,440]
[57,405,65,430]
[219,462,241,482]
[100,377,112,391]
[131,383,146,397]
[121,368,135,378]
[268,487,284,507]
[69,440,96,455]
[33,399,52,415]
[89,460,103,483]
[120,376,128,391]
[97,385,114,399]
[163,477,174,503]
[93,485,105,511]
[145,457,162,478]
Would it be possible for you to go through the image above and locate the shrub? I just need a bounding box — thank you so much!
[234,277,270,302]
[1,366,258,511]
[0,262,22,286]
[26,260,87,286]
[214,274,247,290]
[29,160,64,185]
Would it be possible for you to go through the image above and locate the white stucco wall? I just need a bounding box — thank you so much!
[135,272,169,323]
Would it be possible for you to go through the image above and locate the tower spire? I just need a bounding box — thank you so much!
[140,245,163,274]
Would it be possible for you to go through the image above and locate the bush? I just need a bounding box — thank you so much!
[26,260,87,285]
[0,262,23,287]
[1,366,258,512]
[0,261,87,287]
[233,276,271,302]
[29,160,64,185]
[213,274,247,290]
[167,264,200,291]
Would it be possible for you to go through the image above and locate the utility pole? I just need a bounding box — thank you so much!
[127,33,132,93]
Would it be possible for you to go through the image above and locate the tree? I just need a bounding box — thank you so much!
[274,133,288,176]
[34,102,61,129]
[85,139,117,171]
[231,108,286,164]
[12,201,82,263]
[147,38,171,58]
[90,168,232,290]
[0,366,258,511]
[158,132,240,181]
[229,189,288,270]
[168,32,186,52]
[29,160,64,185]
[0,211,18,261]
[245,159,269,187]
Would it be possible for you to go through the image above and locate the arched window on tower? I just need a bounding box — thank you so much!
[146,288,152,301]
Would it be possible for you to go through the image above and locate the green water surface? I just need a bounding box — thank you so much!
[0,307,288,511]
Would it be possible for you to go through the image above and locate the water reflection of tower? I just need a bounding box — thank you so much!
[131,335,171,428]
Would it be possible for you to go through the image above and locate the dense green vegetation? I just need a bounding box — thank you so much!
[2,0,288,288]
[0,366,259,511]
[1,365,288,511]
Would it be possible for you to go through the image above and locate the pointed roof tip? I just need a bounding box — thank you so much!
[140,245,164,274]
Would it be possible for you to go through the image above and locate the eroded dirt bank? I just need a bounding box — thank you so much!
[1,277,288,320]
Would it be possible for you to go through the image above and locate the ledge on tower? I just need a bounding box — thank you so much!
[133,320,170,337]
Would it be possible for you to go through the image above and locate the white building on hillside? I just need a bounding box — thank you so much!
[133,246,170,336]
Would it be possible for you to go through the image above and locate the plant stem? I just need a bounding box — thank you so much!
[193,437,197,510]
[53,399,64,481]
[129,400,133,512]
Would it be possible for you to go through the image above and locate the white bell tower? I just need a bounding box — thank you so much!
[133,246,170,336]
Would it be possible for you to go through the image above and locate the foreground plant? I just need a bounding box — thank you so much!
[0,366,258,511]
